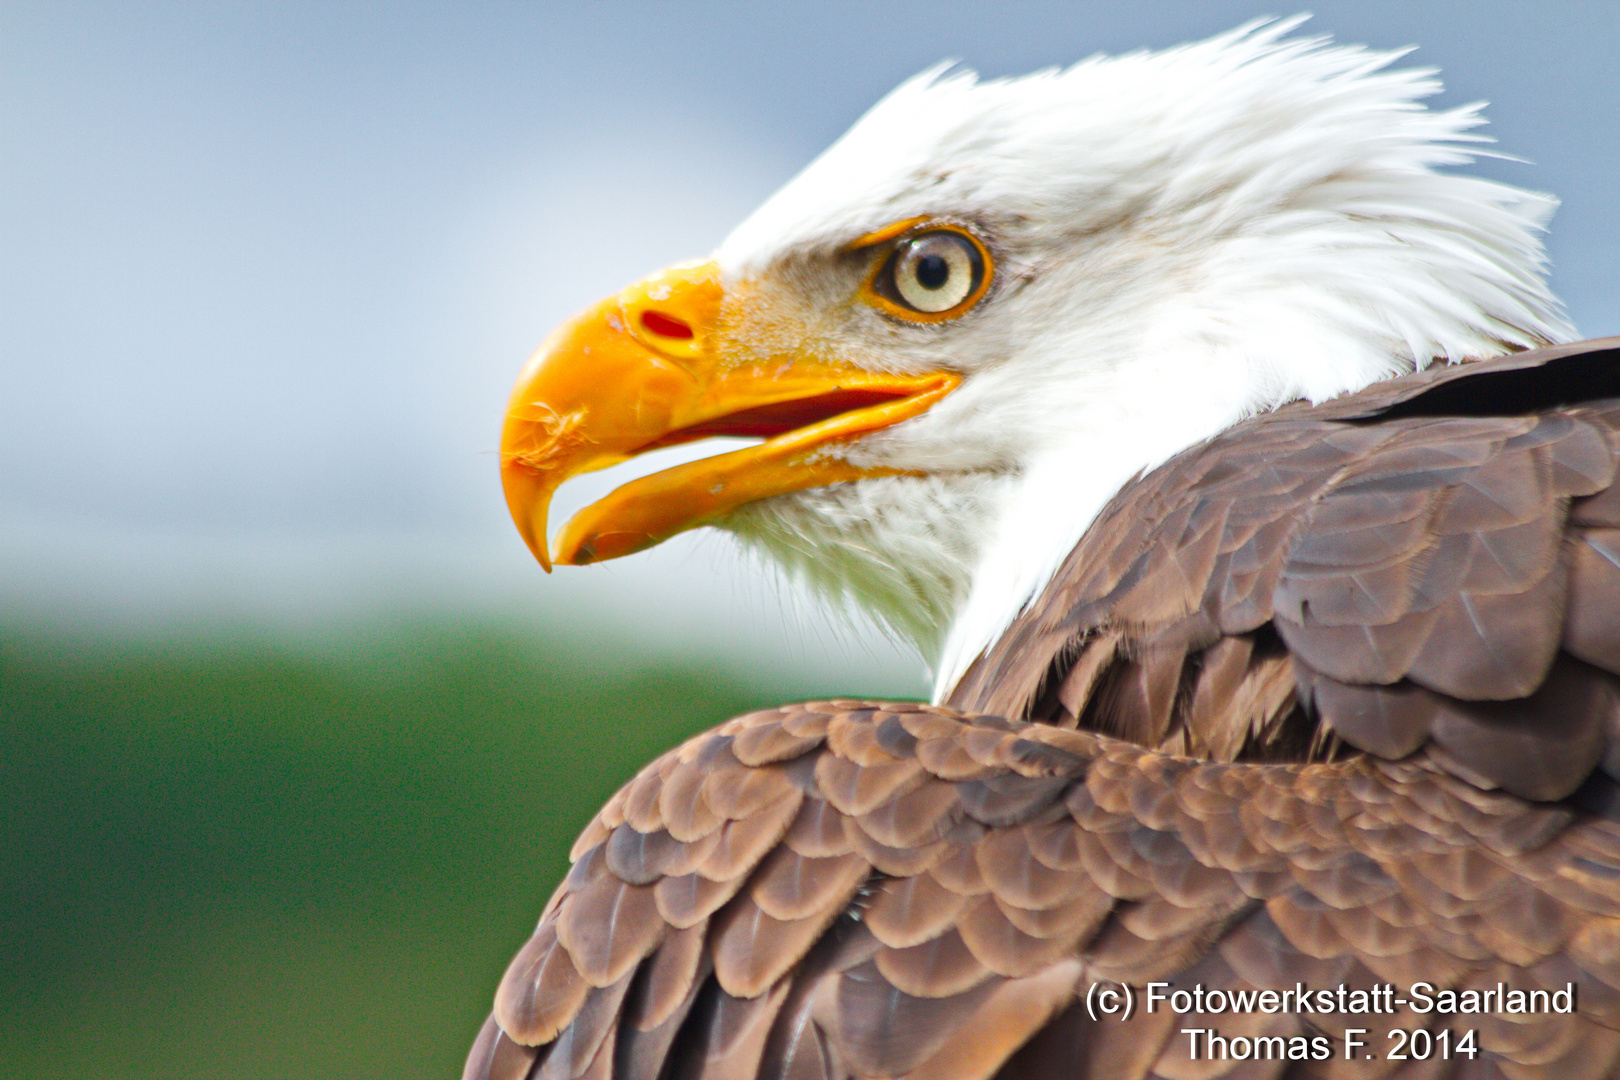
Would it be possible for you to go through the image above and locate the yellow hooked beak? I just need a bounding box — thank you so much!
[499,259,960,570]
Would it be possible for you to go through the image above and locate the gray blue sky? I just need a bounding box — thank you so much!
[3,1,1616,688]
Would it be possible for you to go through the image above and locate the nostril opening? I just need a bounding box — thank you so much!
[640,310,695,340]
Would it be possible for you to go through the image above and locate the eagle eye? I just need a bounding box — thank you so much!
[862,226,991,322]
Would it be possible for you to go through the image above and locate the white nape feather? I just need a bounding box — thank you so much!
[712,18,1573,702]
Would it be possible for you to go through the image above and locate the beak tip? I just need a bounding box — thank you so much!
[501,459,559,574]
[518,528,553,573]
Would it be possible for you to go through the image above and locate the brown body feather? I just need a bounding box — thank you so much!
[469,338,1620,1080]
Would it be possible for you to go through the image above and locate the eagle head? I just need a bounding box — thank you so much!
[498,18,1570,696]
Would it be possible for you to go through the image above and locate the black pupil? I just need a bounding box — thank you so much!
[915,253,950,290]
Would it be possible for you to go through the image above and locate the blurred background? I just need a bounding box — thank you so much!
[3,2,1616,1075]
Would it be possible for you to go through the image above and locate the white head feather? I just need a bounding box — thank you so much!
[708,18,1572,700]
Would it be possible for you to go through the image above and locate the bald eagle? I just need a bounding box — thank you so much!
[470,21,1620,1080]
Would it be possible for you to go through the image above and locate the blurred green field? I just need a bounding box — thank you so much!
[1,612,904,1078]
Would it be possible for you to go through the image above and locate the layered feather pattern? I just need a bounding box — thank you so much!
[468,694,1620,1080]
[952,340,1620,806]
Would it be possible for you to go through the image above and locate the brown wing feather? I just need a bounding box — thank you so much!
[952,338,1620,803]
[468,699,1620,1080]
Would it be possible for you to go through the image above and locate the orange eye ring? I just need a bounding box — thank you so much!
[852,220,994,324]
